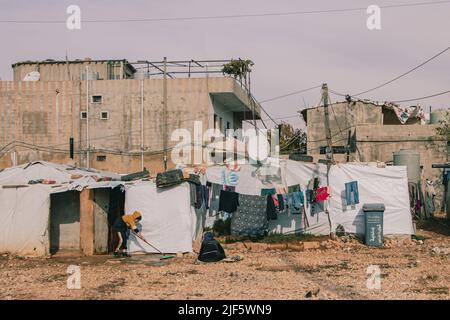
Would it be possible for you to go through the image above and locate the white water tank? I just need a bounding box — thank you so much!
[393,149,420,183]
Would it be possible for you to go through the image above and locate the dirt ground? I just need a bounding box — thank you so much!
[1,218,449,300]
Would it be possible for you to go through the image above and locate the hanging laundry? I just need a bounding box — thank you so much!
[223,185,236,192]
[288,184,301,193]
[209,183,222,216]
[277,194,285,212]
[189,183,197,206]
[305,189,315,204]
[219,190,239,213]
[231,194,268,238]
[287,191,304,214]
[345,181,359,205]
[261,188,276,196]
[271,194,279,208]
[266,195,277,220]
[316,187,330,202]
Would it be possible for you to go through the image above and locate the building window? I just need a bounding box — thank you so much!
[226,121,230,130]
[80,111,87,119]
[91,95,103,103]
[219,117,223,132]
[96,155,106,162]
[100,111,109,120]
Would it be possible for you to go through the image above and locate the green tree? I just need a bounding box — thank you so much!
[222,59,254,86]
[435,110,450,141]
[279,121,307,154]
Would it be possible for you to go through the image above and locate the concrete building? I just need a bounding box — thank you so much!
[12,59,136,81]
[301,100,447,184]
[0,59,261,173]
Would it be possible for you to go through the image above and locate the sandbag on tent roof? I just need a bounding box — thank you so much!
[125,181,198,254]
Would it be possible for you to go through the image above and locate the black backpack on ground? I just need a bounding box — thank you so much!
[198,232,226,263]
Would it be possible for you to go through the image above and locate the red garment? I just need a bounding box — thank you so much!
[316,187,330,202]
[271,194,279,207]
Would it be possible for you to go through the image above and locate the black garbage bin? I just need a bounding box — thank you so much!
[362,203,385,247]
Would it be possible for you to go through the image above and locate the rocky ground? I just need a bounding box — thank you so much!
[0,218,449,300]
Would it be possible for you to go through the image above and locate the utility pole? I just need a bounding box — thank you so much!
[86,65,90,169]
[322,83,333,166]
[322,83,334,237]
[163,57,168,171]
[140,77,145,171]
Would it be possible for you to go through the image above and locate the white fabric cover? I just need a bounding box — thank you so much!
[329,164,414,235]
[125,182,195,254]
[0,186,50,256]
[0,161,122,256]
[206,159,413,236]
[0,161,121,190]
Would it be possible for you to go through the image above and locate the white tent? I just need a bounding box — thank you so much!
[0,161,122,256]
[125,181,200,254]
[206,159,414,236]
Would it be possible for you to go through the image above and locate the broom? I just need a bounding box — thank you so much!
[131,230,175,260]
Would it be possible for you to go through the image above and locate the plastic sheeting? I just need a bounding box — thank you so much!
[206,159,414,236]
[0,186,50,256]
[0,161,123,256]
[329,164,414,235]
[125,182,196,254]
[0,161,121,190]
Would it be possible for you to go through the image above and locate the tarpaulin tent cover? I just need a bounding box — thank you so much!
[206,159,414,236]
[125,182,196,254]
[0,161,123,256]
[0,186,50,256]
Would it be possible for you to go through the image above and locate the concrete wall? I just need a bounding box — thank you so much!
[0,76,258,173]
[305,100,447,183]
[13,60,134,81]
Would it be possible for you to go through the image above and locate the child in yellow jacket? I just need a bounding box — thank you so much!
[112,211,142,257]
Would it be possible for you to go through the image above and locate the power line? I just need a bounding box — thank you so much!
[1,1,450,23]
[391,89,450,103]
[259,85,321,103]
[330,88,450,104]
[353,46,450,96]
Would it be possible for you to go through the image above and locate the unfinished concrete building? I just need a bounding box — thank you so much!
[12,59,136,81]
[301,100,447,184]
[0,59,261,173]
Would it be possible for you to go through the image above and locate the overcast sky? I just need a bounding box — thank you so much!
[0,0,449,129]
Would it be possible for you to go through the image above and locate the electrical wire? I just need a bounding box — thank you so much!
[353,46,450,96]
[1,1,449,23]
[259,85,321,103]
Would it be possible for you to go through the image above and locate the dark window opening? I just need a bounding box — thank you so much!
[319,146,347,154]
[100,111,109,120]
[80,111,87,119]
[96,155,106,162]
[92,95,103,103]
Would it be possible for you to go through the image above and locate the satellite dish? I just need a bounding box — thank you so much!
[23,71,40,81]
